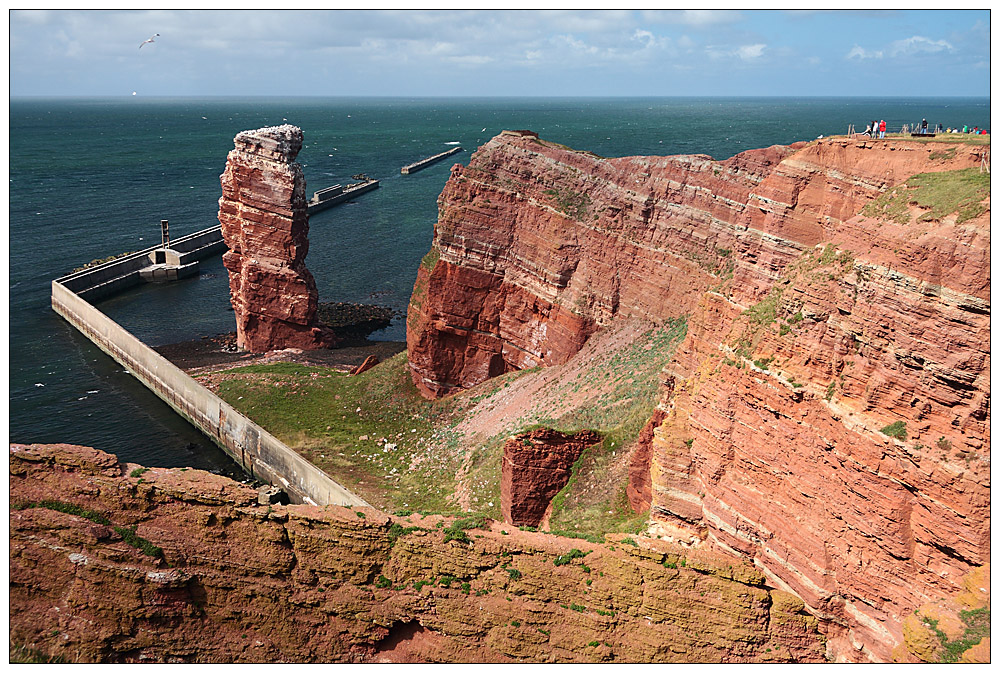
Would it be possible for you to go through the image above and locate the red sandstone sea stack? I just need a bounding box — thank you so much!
[218,124,334,352]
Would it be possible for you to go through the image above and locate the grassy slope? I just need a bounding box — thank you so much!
[826,133,991,146]
[203,356,472,514]
[460,318,689,541]
[202,317,687,539]
[862,167,990,225]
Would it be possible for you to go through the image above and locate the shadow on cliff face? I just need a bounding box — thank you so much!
[372,621,443,663]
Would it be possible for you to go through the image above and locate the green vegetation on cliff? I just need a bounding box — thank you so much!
[918,607,991,663]
[203,316,687,541]
[543,186,592,220]
[880,420,908,441]
[205,356,468,514]
[862,168,990,225]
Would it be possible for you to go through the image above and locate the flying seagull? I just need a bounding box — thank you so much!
[139,33,159,50]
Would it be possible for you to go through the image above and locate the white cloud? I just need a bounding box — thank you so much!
[631,29,670,50]
[4,9,720,83]
[641,10,743,27]
[449,54,494,66]
[12,9,53,24]
[888,35,954,56]
[848,35,953,60]
[680,10,742,26]
[553,34,601,56]
[632,29,654,44]
[10,8,987,97]
[847,45,883,60]
[735,43,766,60]
[707,42,768,62]
[535,10,632,34]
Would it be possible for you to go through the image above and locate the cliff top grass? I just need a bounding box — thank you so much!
[862,167,990,225]
[888,133,990,146]
[826,133,990,146]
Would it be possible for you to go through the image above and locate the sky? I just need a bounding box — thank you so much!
[7,8,992,98]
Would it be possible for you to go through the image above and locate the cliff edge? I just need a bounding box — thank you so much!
[406,131,990,661]
[9,443,824,663]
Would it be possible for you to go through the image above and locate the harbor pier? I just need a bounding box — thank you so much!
[401,146,463,174]
[306,177,379,214]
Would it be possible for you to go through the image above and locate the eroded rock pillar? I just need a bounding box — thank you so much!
[501,428,601,528]
[218,124,334,352]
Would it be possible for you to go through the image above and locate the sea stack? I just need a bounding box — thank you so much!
[218,125,334,352]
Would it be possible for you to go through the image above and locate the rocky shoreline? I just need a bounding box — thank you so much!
[316,301,401,341]
[154,302,405,373]
[155,334,405,374]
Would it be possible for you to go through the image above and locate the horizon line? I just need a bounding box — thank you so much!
[11,94,992,100]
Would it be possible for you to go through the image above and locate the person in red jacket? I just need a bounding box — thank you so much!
[879,119,886,139]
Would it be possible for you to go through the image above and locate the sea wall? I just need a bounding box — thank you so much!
[401,146,464,174]
[50,280,365,508]
[56,226,225,301]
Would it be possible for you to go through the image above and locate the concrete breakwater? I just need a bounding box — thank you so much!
[307,178,380,215]
[400,146,463,174]
[50,230,368,508]
[58,226,225,302]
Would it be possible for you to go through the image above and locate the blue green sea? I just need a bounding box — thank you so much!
[8,96,990,473]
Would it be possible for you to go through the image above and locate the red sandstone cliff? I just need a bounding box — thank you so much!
[9,444,824,663]
[218,125,334,352]
[406,132,990,661]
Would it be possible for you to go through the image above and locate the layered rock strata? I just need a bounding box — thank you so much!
[406,132,990,661]
[407,130,794,397]
[500,428,601,527]
[9,444,825,663]
[218,125,334,352]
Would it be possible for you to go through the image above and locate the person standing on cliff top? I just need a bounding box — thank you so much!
[879,120,886,139]
[922,118,928,134]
